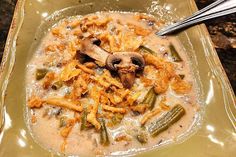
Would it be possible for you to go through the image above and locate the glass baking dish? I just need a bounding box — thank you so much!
[0,0,235,156]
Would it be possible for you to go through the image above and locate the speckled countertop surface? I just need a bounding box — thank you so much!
[0,0,235,93]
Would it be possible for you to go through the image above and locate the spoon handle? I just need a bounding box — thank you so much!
[157,0,236,36]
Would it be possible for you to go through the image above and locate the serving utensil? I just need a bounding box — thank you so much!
[157,0,236,36]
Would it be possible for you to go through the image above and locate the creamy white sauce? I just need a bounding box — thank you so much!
[26,12,200,156]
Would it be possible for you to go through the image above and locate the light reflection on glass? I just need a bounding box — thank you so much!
[18,138,26,147]
[206,125,215,132]
[165,5,171,11]
[37,0,44,2]
[0,131,3,143]
[0,111,11,143]
[5,112,12,130]
[232,132,236,141]
[20,129,27,139]
[41,12,48,18]
[36,11,40,14]
[232,132,236,137]
[205,79,213,104]
[30,145,33,149]
[208,134,224,147]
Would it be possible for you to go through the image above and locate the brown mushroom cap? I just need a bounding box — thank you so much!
[106,52,145,71]
[80,38,110,66]
[106,52,145,88]
[79,38,145,88]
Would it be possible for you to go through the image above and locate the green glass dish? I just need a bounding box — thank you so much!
[0,0,235,157]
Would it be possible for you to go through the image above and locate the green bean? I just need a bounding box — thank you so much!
[36,68,48,80]
[136,132,148,144]
[59,116,67,128]
[52,81,63,90]
[149,94,156,110]
[148,104,185,137]
[109,113,123,126]
[100,119,110,146]
[142,87,157,110]
[169,44,182,62]
[80,110,88,131]
[139,45,156,55]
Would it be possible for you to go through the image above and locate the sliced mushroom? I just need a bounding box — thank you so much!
[80,38,110,66]
[79,38,145,88]
[106,52,145,88]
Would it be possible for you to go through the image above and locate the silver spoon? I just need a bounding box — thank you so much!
[157,0,236,36]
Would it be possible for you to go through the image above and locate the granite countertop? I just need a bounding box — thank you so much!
[0,0,235,93]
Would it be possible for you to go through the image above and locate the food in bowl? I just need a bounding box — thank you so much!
[26,12,200,156]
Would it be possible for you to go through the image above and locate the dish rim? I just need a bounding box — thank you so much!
[0,0,235,156]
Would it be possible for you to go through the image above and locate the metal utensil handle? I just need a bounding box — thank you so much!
[163,0,226,30]
[157,0,236,36]
[157,7,236,36]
